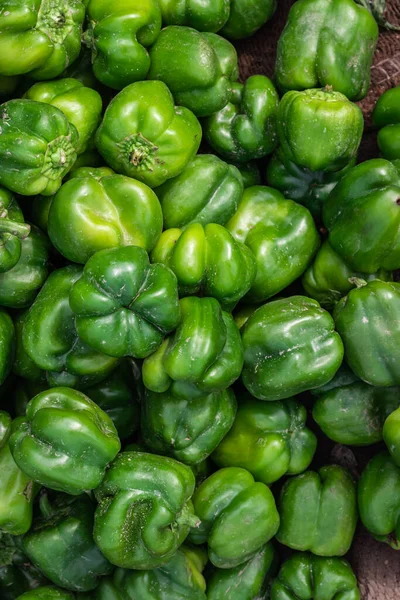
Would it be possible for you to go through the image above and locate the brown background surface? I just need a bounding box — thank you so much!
[236,2,400,598]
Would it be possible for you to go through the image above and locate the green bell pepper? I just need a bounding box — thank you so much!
[69,245,180,359]
[83,0,162,90]
[12,312,44,383]
[13,380,48,418]
[0,100,79,196]
[0,533,48,600]
[148,27,238,118]
[277,88,363,173]
[47,167,162,264]
[22,265,119,389]
[270,552,360,600]
[0,414,38,535]
[334,280,400,387]
[323,159,400,273]
[266,148,355,220]
[212,395,317,485]
[207,543,277,600]
[275,0,378,101]
[141,387,237,465]
[0,187,31,273]
[358,452,400,549]
[10,387,121,494]
[156,154,243,229]
[94,451,197,569]
[189,467,279,568]
[0,309,14,386]
[0,225,50,309]
[313,381,400,446]
[23,492,113,592]
[276,465,358,556]
[95,80,202,188]
[61,48,104,91]
[24,78,102,154]
[373,86,400,160]
[142,296,243,399]
[16,588,74,600]
[383,406,400,467]
[302,240,392,310]
[226,186,320,302]
[0,0,85,79]
[158,0,276,39]
[151,223,256,310]
[241,296,343,401]
[204,76,279,163]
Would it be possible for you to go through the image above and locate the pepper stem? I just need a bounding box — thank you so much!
[0,219,30,239]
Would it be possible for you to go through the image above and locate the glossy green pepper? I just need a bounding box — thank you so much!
[0,309,14,386]
[155,154,243,229]
[189,467,279,568]
[16,588,74,600]
[10,387,121,494]
[0,533,48,600]
[95,81,202,188]
[358,452,400,549]
[47,167,162,264]
[22,266,119,389]
[0,414,38,535]
[302,240,392,310]
[94,451,197,569]
[69,246,180,358]
[158,0,276,39]
[270,552,360,600]
[266,148,355,220]
[151,223,256,310]
[24,78,102,154]
[12,312,44,383]
[212,396,317,485]
[204,76,279,163]
[0,225,50,309]
[334,280,400,387]
[313,381,400,446]
[0,100,78,196]
[241,296,343,401]
[23,492,113,592]
[0,187,31,273]
[226,186,320,302]
[372,86,400,160]
[83,0,162,90]
[275,0,378,101]
[207,543,277,600]
[148,27,238,117]
[383,406,400,467]
[0,0,85,79]
[142,297,243,399]
[276,465,357,556]
[323,159,400,273]
[141,387,237,465]
[277,89,363,173]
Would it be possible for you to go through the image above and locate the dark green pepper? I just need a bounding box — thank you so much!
[323,159,400,273]
[10,387,121,494]
[270,552,360,600]
[0,309,14,386]
[276,465,358,556]
[189,467,279,568]
[212,395,317,485]
[334,280,400,387]
[0,533,48,600]
[383,407,400,467]
[141,387,237,465]
[372,86,400,160]
[69,246,180,358]
[277,88,363,173]
[151,223,256,310]
[12,312,44,383]
[0,187,31,273]
[155,154,243,229]
[235,161,261,188]
[142,297,243,399]
[241,296,343,401]
[23,492,113,592]
[0,100,79,196]
[275,0,378,100]
[95,81,202,188]
[204,76,279,163]
[22,266,119,388]
[226,186,320,302]
[148,27,238,117]
[16,588,74,600]
[94,451,198,569]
